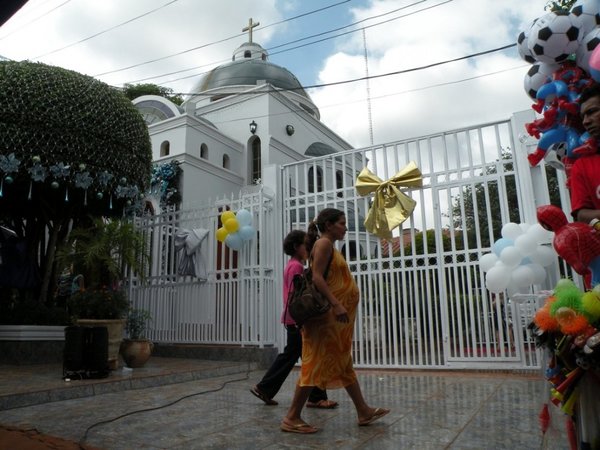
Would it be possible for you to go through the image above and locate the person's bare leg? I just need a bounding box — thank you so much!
[283,385,314,425]
[344,380,389,424]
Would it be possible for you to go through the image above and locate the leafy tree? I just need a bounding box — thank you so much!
[123,83,184,105]
[545,0,576,11]
[450,148,561,249]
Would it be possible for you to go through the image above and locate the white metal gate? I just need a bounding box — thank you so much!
[281,113,568,370]
[131,112,574,370]
[129,186,278,347]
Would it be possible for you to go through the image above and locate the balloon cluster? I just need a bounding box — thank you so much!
[517,3,600,173]
[216,209,256,251]
[479,222,556,294]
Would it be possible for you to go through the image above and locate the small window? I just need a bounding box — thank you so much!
[308,167,323,193]
[223,154,230,169]
[160,141,170,157]
[244,50,251,58]
[336,170,343,197]
[200,143,208,159]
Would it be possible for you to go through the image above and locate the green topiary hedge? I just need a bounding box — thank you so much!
[0,60,152,217]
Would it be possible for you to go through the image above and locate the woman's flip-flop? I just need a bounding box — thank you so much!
[358,407,390,426]
[280,420,318,434]
[306,399,339,409]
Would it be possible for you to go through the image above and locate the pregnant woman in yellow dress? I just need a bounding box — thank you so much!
[280,208,390,434]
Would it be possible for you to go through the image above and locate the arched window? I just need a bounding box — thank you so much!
[200,143,208,159]
[336,170,343,197]
[308,167,323,193]
[223,154,230,169]
[160,141,170,157]
[251,138,261,183]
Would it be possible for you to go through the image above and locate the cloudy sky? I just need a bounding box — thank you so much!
[0,0,549,148]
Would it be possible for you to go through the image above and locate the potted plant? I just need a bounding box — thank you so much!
[120,308,153,368]
[58,216,148,369]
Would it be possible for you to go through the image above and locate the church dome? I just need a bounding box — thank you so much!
[190,41,317,115]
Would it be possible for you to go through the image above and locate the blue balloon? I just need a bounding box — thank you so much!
[239,225,256,241]
[492,238,514,257]
[236,209,253,226]
[225,233,243,251]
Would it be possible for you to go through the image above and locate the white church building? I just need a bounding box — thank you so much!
[132,23,357,207]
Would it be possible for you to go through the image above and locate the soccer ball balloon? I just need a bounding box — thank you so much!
[524,62,559,99]
[571,0,600,36]
[576,27,600,73]
[517,20,538,64]
[528,11,582,64]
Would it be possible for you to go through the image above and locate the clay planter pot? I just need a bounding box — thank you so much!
[120,339,153,368]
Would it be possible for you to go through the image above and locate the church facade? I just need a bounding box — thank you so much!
[133,25,355,208]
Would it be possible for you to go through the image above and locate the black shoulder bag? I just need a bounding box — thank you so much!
[287,249,334,327]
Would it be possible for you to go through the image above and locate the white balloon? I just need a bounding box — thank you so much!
[527,263,547,284]
[500,246,523,268]
[527,223,552,244]
[486,265,511,293]
[479,253,499,272]
[530,245,557,267]
[511,265,534,287]
[501,222,523,240]
[514,234,538,256]
[519,223,532,234]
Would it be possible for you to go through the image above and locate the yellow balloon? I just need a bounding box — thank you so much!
[221,211,235,224]
[216,227,229,242]
[224,218,239,233]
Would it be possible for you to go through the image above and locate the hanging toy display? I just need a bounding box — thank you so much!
[215,208,256,251]
[515,5,600,176]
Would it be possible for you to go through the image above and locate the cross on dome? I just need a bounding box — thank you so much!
[242,18,260,43]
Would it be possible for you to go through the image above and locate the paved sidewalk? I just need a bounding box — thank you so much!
[0,358,569,449]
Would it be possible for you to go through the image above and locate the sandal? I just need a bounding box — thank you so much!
[306,399,338,409]
[358,407,390,426]
[280,419,318,434]
[250,386,278,406]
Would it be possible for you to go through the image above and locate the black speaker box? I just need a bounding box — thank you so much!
[63,326,109,379]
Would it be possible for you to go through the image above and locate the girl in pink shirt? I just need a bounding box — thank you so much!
[250,230,336,408]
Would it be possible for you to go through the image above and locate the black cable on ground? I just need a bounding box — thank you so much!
[78,363,253,446]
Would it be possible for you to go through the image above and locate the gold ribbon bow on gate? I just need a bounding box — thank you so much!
[355,162,423,239]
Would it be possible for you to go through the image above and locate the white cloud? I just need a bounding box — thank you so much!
[312,0,548,146]
[0,0,553,147]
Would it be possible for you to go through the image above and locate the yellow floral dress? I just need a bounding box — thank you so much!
[299,249,359,390]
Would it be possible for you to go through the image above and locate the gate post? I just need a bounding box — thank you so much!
[262,164,285,352]
[510,109,545,224]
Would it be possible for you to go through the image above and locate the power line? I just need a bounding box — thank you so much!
[31,0,180,59]
[0,0,72,41]
[200,63,528,130]
[170,43,517,97]
[122,0,451,87]
[92,0,353,77]
[267,0,453,58]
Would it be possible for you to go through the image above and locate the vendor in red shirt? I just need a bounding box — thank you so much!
[569,83,600,287]
[571,83,600,221]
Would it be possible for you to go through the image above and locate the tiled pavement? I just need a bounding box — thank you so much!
[0,357,569,449]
